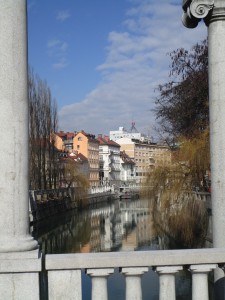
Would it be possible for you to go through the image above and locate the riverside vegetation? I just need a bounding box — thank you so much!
[143,39,210,249]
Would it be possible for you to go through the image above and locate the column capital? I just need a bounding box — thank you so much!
[208,0,225,23]
[86,268,114,277]
[156,266,183,274]
[182,0,215,28]
[121,267,149,276]
[189,264,217,273]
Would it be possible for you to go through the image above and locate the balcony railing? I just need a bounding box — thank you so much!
[45,248,225,300]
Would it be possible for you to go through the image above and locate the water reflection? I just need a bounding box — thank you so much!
[32,198,159,254]
[32,197,204,300]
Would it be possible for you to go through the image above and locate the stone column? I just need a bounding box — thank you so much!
[121,267,148,300]
[189,264,217,300]
[208,0,225,251]
[0,0,38,252]
[156,266,183,300]
[208,2,225,285]
[86,268,114,300]
[0,1,41,298]
[182,0,225,282]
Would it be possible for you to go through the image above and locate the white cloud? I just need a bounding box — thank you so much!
[56,10,70,22]
[47,39,68,52]
[47,39,69,69]
[59,0,207,136]
[52,58,68,69]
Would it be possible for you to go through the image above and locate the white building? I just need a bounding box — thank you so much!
[110,124,150,143]
[97,135,121,185]
[120,151,136,183]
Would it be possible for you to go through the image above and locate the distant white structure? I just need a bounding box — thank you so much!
[120,151,136,183]
[110,123,150,143]
[97,135,121,185]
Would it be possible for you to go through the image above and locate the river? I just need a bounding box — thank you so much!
[32,197,212,300]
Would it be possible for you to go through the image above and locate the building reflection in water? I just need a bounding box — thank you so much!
[32,198,159,255]
[32,197,196,300]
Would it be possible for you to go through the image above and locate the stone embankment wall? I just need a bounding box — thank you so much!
[29,188,117,223]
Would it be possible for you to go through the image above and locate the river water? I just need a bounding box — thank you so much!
[32,197,212,300]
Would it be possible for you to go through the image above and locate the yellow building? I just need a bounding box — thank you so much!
[73,131,100,187]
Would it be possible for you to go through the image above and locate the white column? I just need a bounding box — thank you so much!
[190,264,217,300]
[121,267,148,300]
[208,1,225,282]
[208,1,225,247]
[156,266,182,300]
[87,268,114,300]
[0,1,41,297]
[0,0,38,252]
[182,0,225,283]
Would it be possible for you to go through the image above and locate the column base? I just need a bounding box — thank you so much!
[0,235,38,253]
[0,249,41,300]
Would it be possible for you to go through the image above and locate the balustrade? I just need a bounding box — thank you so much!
[45,248,225,300]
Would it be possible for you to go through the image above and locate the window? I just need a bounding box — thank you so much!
[78,137,82,141]
[77,145,80,150]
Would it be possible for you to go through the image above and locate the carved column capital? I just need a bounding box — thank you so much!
[209,0,225,23]
[182,0,215,28]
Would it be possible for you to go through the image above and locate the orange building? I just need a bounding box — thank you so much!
[73,131,100,187]
[52,132,65,151]
[53,131,76,152]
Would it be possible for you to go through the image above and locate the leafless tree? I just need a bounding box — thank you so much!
[29,68,59,190]
[154,39,208,140]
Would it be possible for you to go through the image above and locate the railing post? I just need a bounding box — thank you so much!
[190,264,217,300]
[48,270,82,300]
[156,266,183,300]
[86,268,114,300]
[121,267,148,300]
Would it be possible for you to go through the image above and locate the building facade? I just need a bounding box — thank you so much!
[120,151,136,183]
[54,131,76,152]
[58,152,89,188]
[97,135,121,186]
[73,131,100,187]
[116,138,171,182]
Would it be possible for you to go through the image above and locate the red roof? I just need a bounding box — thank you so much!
[59,151,88,163]
[69,152,88,162]
[97,135,120,147]
[56,131,76,140]
[76,130,99,143]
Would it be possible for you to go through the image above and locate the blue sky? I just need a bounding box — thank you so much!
[28,0,207,137]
